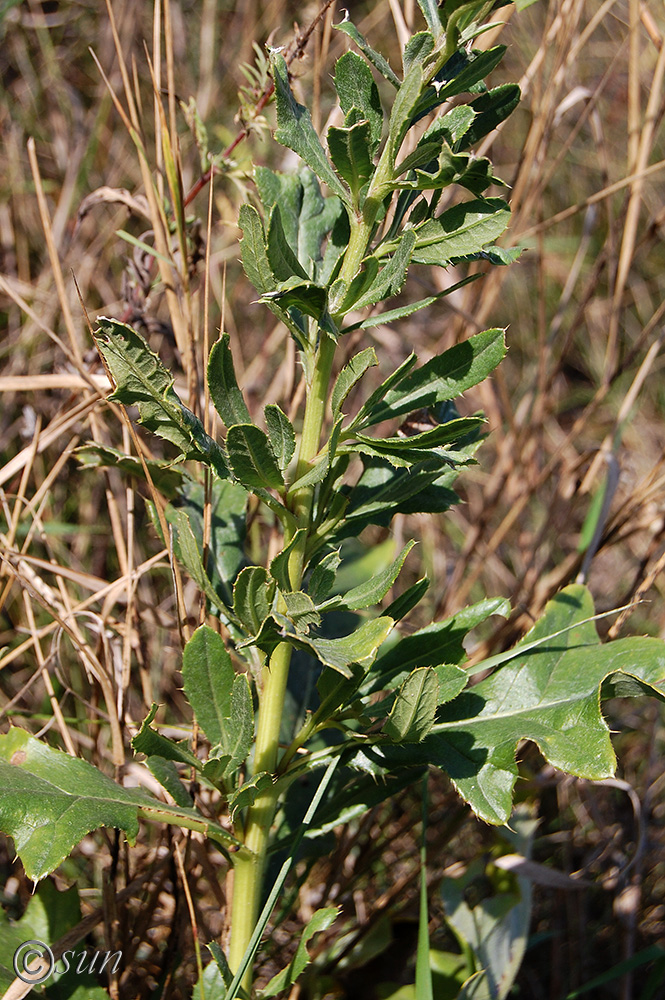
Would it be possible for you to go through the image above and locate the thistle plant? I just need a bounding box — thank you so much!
[2,2,665,998]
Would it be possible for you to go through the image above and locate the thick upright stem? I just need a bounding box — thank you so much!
[228,333,337,991]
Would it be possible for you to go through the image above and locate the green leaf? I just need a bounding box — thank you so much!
[334,50,383,148]
[436,46,507,102]
[384,576,430,622]
[328,121,374,199]
[432,104,477,147]
[233,566,276,636]
[0,727,241,880]
[267,203,310,281]
[424,585,665,824]
[264,403,296,470]
[270,528,307,592]
[441,831,534,1000]
[403,31,435,74]
[132,704,201,769]
[460,83,521,148]
[334,17,400,88]
[238,203,276,295]
[262,278,328,323]
[366,596,511,695]
[146,756,192,808]
[75,443,185,499]
[272,54,348,202]
[208,333,252,429]
[333,540,416,611]
[256,167,346,278]
[227,423,285,491]
[388,62,424,159]
[228,772,272,821]
[353,352,418,426]
[411,199,511,265]
[260,907,339,997]
[182,626,253,777]
[331,347,378,420]
[282,591,322,634]
[361,328,506,427]
[94,318,229,479]
[416,0,443,37]
[166,477,247,611]
[308,549,342,604]
[285,616,394,679]
[355,416,483,455]
[353,232,416,310]
[384,667,439,742]
[166,506,231,613]
[352,273,482,331]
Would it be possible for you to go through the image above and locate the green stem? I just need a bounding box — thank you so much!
[228,333,338,992]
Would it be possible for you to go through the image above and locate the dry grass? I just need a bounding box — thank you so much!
[1,1,665,997]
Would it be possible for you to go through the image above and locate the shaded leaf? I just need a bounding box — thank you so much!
[308,549,342,604]
[332,347,378,420]
[353,232,416,310]
[260,907,339,996]
[282,591,322,633]
[328,121,374,198]
[366,596,511,695]
[460,84,521,149]
[384,576,430,622]
[384,667,439,742]
[132,704,201,769]
[267,203,310,281]
[270,529,307,592]
[182,626,253,776]
[75,443,185,499]
[228,772,273,821]
[146,756,192,808]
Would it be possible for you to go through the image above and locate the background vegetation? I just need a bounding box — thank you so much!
[1,0,664,997]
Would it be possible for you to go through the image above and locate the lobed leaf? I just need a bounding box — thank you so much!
[407,586,665,824]
[0,727,240,880]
